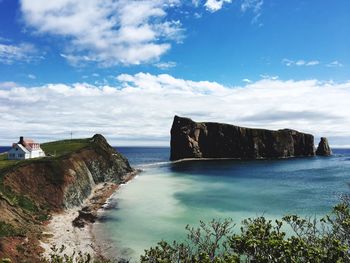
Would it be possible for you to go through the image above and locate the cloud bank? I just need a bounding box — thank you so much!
[1,73,349,146]
[20,0,184,66]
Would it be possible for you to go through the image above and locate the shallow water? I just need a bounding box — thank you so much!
[78,148,350,260]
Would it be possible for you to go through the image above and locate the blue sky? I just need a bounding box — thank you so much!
[0,0,350,146]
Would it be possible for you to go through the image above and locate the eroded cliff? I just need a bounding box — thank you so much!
[170,116,316,161]
[0,134,133,261]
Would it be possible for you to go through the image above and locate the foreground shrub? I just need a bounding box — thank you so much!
[141,202,350,263]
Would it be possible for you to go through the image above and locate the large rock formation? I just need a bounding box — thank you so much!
[170,116,316,161]
[316,137,332,156]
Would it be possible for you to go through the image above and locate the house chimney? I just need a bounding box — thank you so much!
[19,136,24,145]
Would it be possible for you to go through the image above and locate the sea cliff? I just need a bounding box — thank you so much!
[0,134,133,261]
[170,116,316,161]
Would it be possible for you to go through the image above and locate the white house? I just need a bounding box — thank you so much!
[8,137,45,160]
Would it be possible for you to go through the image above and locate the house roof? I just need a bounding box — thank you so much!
[19,138,41,151]
[10,143,30,154]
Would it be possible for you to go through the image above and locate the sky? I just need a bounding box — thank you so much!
[0,0,349,146]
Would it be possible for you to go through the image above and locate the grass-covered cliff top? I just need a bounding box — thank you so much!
[0,138,91,178]
[41,138,90,157]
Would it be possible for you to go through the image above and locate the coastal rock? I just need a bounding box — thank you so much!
[2,134,133,210]
[316,137,332,156]
[72,207,97,228]
[170,116,315,161]
[0,134,134,261]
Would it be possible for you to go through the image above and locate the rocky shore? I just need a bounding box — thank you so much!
[41,172,137,260]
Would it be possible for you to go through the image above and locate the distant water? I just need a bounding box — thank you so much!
[115,147,170,166]
[92,147,350,261]
[0,147,10,154]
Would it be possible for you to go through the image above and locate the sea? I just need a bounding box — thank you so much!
[1,146,350,261]
[93,147,350,261]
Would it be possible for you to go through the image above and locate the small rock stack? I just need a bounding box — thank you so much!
[316,137,332,156]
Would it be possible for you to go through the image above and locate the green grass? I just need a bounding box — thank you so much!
[41,138,90,157]
[0,138,90,177]
[0,153,19,171]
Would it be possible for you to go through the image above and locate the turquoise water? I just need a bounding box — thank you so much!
[93,148,350,261]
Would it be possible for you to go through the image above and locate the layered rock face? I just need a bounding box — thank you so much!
[170,116,316,161]
[2,134,133,210]
[316,137,332,156]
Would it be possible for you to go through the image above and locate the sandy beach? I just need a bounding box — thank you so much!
[40,172,138,261]
[40,207,96,258]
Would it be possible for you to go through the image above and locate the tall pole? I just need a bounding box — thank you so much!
[70,131,73,140]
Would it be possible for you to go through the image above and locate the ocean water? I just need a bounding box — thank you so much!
[0,147,11,154]
[93,147,350,261]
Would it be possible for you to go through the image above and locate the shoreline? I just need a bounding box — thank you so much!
[40,170,139,260]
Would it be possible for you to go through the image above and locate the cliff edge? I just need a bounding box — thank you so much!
[170,116,316,161]
[0,134,133,261]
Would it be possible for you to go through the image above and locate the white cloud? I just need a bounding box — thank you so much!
[28,74,36,79]
[0,36,10,42]
[241,0,263,23]
[192,0,201,7]
[20,0,184,66]
[242,78,252,83]
[241,0,263,13]
[282,58,320,67]
[326,61,344,68]
[1,73,350,146]
[283,59,344,68]
[260,74,278,80]
[154,61,177,70]
[282,59,294,67]
[295,60,306,66]
[0,42,42,64]
[194,12,203,18]
[204,0,232,12]
[305,60,320,66]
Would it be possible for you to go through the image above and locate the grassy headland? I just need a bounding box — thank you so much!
[0,134,133,262]
[0,138,91,238]
[41,138,90,157]
[0,138,90,176]
[0,138,92,220]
